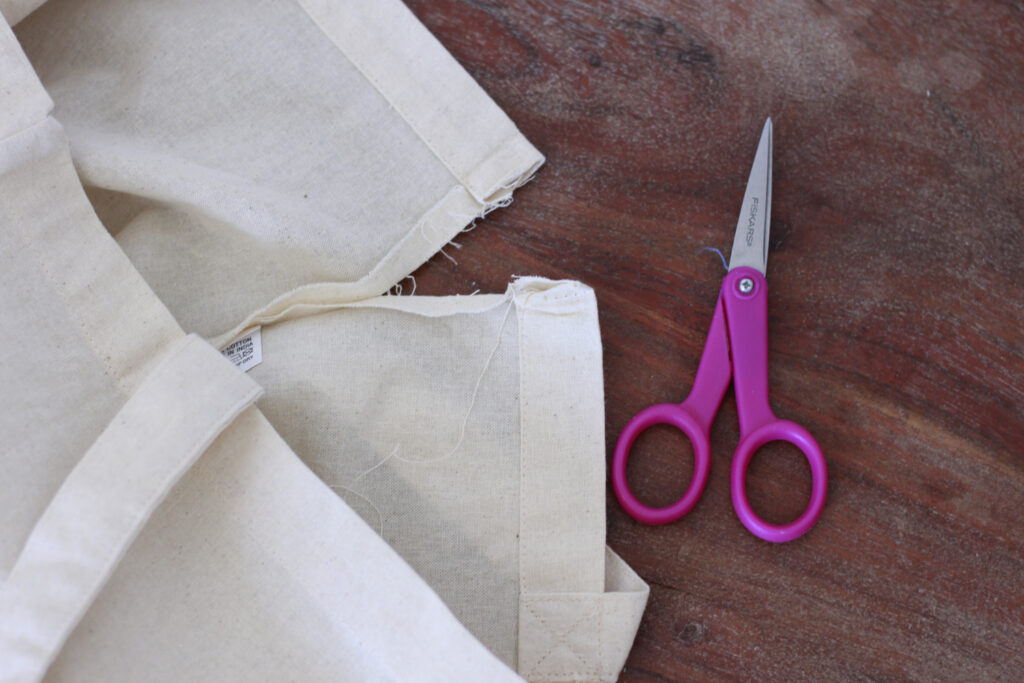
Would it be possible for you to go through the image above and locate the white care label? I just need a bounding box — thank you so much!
[221,327,262,372]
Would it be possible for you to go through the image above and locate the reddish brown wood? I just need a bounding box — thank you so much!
[405,1,1024,680]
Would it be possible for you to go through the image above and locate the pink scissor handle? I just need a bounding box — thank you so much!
[722,267,828,542]
[731,420,827,542]
[612,297,733,525]
[612,403,712,525]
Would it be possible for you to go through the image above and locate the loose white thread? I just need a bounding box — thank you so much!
[420,183,520,257]
[353,444,399,483]
[352,299,515,475]
[386,275,417,296]
[437,246,458,265]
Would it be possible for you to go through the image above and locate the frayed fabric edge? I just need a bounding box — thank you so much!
[208,152,543,350]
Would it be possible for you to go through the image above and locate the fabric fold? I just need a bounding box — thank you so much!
[1,11,527,680]
[519,549,649,683]
[16,0,544,340]
[513,279,650,681]
[0,1,46,27]
[227,278,650,681]
[2,3,649,680]
[296,0,544,205]
[0,335,263,683]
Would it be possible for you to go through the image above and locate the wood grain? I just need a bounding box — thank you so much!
[404,1,1024,680]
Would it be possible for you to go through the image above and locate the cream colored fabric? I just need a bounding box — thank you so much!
[0,0,42,26]
[243,279,649,678]
[1,0,648,680]
[0,15,521,683]
[16,0,543,340]
[0,335,264,679]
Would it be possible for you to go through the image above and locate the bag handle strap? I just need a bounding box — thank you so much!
[0,335,261,683]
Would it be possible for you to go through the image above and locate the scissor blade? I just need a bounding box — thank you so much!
[729,118,772,275]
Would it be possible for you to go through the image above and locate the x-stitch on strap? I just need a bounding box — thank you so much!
[518,551,649,682]
[513,280,649,682]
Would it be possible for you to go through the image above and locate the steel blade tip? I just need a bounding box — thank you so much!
[728,119,773,275]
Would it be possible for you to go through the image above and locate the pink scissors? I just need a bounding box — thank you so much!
[612,119,827,542]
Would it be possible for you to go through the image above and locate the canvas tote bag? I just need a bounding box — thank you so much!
[0,15,521,683]
[1,1,648,680]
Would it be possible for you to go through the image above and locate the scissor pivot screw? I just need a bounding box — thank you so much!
[738,277,754,294]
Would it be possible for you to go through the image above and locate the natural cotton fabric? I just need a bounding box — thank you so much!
[0,0,648,681]
[0,15,522,683]
[245,280,649,677]
[16,0,544,340]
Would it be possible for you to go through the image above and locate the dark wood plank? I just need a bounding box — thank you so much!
[404,1,1024,680]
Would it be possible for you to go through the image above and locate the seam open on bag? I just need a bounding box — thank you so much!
[197,0,545,347]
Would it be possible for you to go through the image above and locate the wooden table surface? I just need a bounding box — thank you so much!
[404,1,1024,680]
